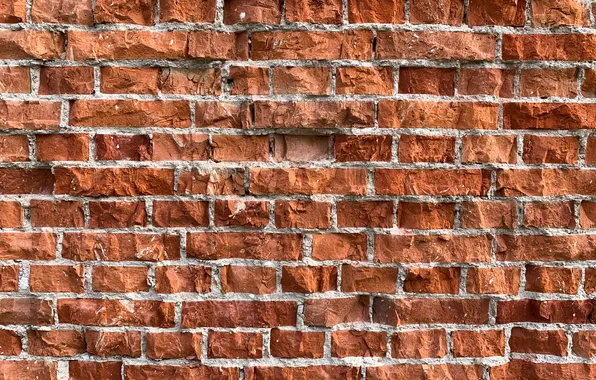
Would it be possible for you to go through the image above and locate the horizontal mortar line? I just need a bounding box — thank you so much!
[1,22,596,34]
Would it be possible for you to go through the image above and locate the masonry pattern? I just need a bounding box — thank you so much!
[1,0,596,378]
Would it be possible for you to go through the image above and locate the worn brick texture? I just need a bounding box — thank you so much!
[1,0,596,378]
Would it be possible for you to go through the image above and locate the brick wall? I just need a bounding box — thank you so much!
[0,0,595,378]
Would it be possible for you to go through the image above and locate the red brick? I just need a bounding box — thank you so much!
[497,234,596,261]
[159,68,221,95]
[100,67,159,94]
[160,0,216,22]
[39,66,94,94]
[377,31,496,60]
[152,200,208,227]
[397,202,455,229]
[0,330,21,355]
[523,135,579,164]
[178,168,245,195]
[504,103,596,130]
[92,266,149,293]
[67,31,187,60]
[252,31,373,60]
[0,265,19,292]
[403,267,460,294]
[398,67,455,95]
[187,232,301,261]
[337,201,393,228]
[220,265,276,294]
[572,330,596,358]
[195,101,251,129]
[125,365,238,379]
[0,202,22,228]
[496,169,596,196]
[62,232,180,262]
[95,134,151,161]
[0,299,54,325]
[58,299,175,327]
[208,331,263,359]
[460,201,518,229]
[254,101,374,128]
[376,169,490,196]
[312,234,367,261]
[335,135,392,162]
[0,31,64,59]
[37,134,89,162]
[582,69,596,98]
[212,135,269,162]
[214,200,270,228]
[525,265,581,294]
[0,135,29,162]
[229,66,269,95]
[398,135,455,163]
[532,0,589,26]
[0,362,56,380]
[496,299,594,323]
[0,66,30,93]
[251,168,367,195]
[30,200,85,228]
[85,331,141,357]
[147,332,201,359]
[523,201,575,228]
[503,34,596,61]
[275,200,331,229]
[94,0,155,25]
[281,266,337,293]
[586,137,596,164]
[0,0,26,23]
[151,133,209,161]
[304,296,370,327]
[29,265,84,293]
[0,232,56,260]
[285,0,342,23]
[342,265,397,293]
[510,327,568,356]
[273,67,332,95]
[0,101,61,130]
[462,135,517,164]
[55,168,174,196]
[187,31,248,60]
[70,361,121,380]
[467,0,526,26]
[520,68,578,98]
[88,201,145,228]
[452,330,505,357]
[224,0,280,24]
[373,298,489,325]
[580,201,596,229]
[466,267,521,295]
[348,0,404,23]
[155,266,211,293]
[458,68,514,97]
[27,329,85,357]
[246,366,360,380]
[391,329,447,358]
[409,0,463,25]
[379,100,498,129]
[336,67,393,95]
[332,330,386,358]
[69,100,190,128]
[270,329,325,358]
[375,234,492,263]
[181,301,297,327]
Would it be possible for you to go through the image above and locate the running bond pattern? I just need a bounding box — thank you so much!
[1,0,596,379]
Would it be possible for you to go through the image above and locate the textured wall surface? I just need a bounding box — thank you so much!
[1,0,596,378]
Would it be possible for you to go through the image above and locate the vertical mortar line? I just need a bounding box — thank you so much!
[154,0,160,25]
[26,0,33,22]
[403,0,410,23]
[342,0,349,24]
[392,66,399,96]
[577,66,585,99]
[462,0,470,25]
[517,133,524,165]
[215,0,225,25]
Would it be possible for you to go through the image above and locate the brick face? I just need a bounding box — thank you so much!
[0,0,590,377]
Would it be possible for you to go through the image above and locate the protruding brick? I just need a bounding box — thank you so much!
[391,329,447,358]
[220,265,276,294]
[467,0,526,26]
[29,265,84,293]
[525,265,581,294]
[403,267,460,294]
[0,265,19,292]
[462,135,517,164]
[92,266,149,293]
[572,331,596,358]
[311,234,367,261]
[32,0,92,25]
[336,67,393,95]
[270,329,325,358]
[523,201,575,228]
[521,68,578,98]
[273,67,331,95]
[452,330,505,357]
[398,135,456,163]
[0,232,56,260]
[532,0,589,26]
[409,0,463,25]
[30,200,85,228]
[89,201,146,228]
[337,201,393,228]
[348,0,404,23]
[208,331,263,359]
[224,0,280,24]
[94,0,155,25]
[331,330,387,358]
[398,67,455,95]
[0,101,61,130]
[229,66,269,95]
[28,330,85,357]
[155,266,211,293]
[523,135,579,164]
[147,332,202,359]
[341,265,398,293]
[160,0,216,22]
[36,134,90,161]
[85,331,142,357]
[214,200,270,228]
[0,135,29,162]
[178,168,245,195]
[0,202,22,228]
[212,135,269,162]
[458,68,514,97]
[460,201,518,229]
[39,67,94,95]
[152,200,209,227]
[251,168,367,195]
[510,327,568,356]
[181,301,297,327]
[285,0,342,24]
[281,266,337,293]
[0,0,26,23]
[397,202,455,229]
[376,169,490,196]
[187,233,301,261]
[373,298,489,325]
[152,133,209,161]
[466,267,521,295]
[254,101,374,128]
[275,200,331,229]
[335,135,392,162]
[304,297,370,327]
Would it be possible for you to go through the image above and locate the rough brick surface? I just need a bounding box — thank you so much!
[0,0,592,377]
